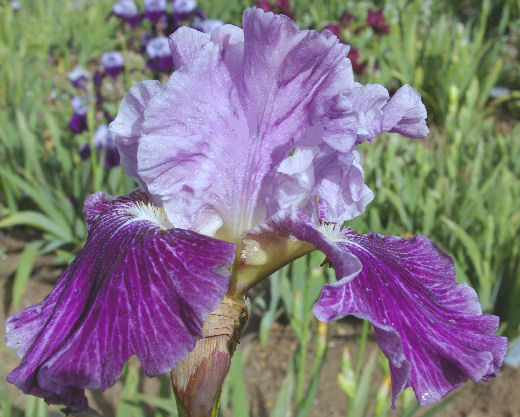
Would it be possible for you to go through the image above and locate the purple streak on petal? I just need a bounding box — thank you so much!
[5,191,235,410]
[109,80,162,187]
[137,9,354,237]
[313,231,508,406]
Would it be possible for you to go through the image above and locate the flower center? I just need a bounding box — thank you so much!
[127,201,173,230]
[318,222,350,243]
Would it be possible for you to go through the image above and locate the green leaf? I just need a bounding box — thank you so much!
[229,347,250,417]
[12,241,41,309]
[0,211,73,242]
[270,363,295,417]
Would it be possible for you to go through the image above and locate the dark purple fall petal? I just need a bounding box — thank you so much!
[313,230,508,406]
[5,191,235,410]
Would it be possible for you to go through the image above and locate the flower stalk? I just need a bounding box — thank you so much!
[170,297,249,417]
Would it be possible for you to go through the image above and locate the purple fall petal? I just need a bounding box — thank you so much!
[5,191,235,410]
[313,230,508,406]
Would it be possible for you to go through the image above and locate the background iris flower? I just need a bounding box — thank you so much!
[5,7,507,416]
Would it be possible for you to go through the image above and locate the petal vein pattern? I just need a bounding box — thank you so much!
[137,9,359,241]
[114,8,427,241]
[313,230,508,407]
[246,209,507,407]
[5,191,235,410]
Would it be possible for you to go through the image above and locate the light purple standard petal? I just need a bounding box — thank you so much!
[116,8,429,238]
[109,80,162,186]
[5,191,235,410]
[138,9,355,239]
[313,230,508,406]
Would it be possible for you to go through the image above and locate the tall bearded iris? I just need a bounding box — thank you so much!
[6,7,507,415]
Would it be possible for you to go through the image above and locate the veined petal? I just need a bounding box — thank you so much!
[5,191,235,410]
[136,8,354,241]
[264,144,374,223]
[313,230,507,406]
[241,210,506,406]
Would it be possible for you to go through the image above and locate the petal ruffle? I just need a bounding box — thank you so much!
[243,210,506,406]
[313,230,508,406]
[136,8,355,240]
[116,8,429,238]
[5,191,235,410]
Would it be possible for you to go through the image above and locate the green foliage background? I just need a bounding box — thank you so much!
[0,0,519,415]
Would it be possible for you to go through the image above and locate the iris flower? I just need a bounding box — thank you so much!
[6,7,506,414]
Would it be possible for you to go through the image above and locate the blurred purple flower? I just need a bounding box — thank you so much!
[144,0,167,23]
[93,124,120,168]
[10,1,20,11]
[366,9,389,34]
[78,143,91,161]
[111,0,143,27]
[192,16,224,33]
[68,96,88,134]
[101,51,124,79]
[68,66,90,90]
[323,24,341,39]
[348,47,366,75]
[340,11,355,27]
[255,0,271,12]
[146,37,175,72]
[171,0,198,22]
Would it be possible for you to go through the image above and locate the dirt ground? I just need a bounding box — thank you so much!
[1,230,519,417]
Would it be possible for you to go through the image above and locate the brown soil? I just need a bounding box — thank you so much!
[1,231,519,417]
